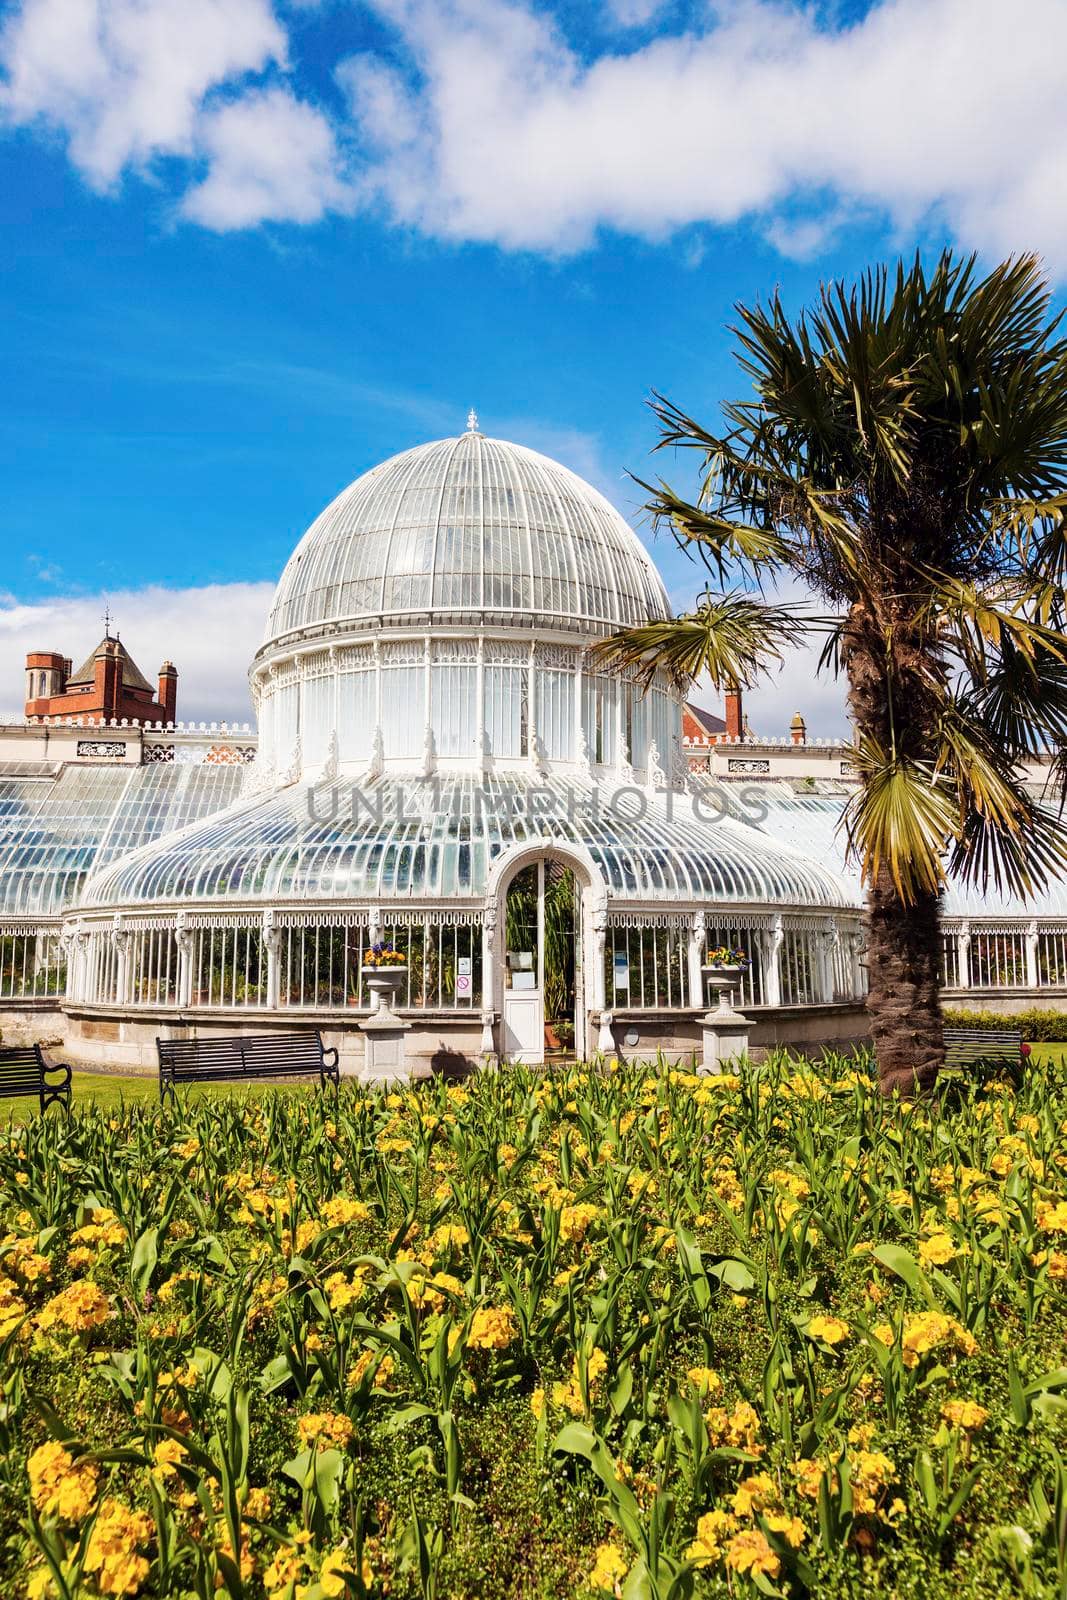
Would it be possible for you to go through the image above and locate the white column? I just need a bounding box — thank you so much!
[687,910,706,1008]
[264,910,282,1010]
[1026,919,1040,991]
[763,915,784,1008]
[476,637,486,767]
[111,916,131,1006]
[590,904,614,1051]
[176,915,194,1009]
[480,903,498,1061]
[573,654,584,765]
[956,922,971,989]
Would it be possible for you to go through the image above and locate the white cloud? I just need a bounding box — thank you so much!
[344,0,1067,269]
[0,0,286,184]
[181,86,352,228]
[603,0,673,29]
[0,583,273,725]
[5,0,1067,270]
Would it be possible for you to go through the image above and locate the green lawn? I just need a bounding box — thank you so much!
[3,1070,319,1121]
[4,1043,1062,1123]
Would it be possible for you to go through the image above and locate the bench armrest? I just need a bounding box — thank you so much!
[321,1045,340,1071]
[39,1050,72,1088]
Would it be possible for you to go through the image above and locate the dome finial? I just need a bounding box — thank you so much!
[466,408,479,434]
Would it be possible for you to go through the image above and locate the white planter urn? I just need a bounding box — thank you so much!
[363,966,407,1015]
[701,963,745,1014]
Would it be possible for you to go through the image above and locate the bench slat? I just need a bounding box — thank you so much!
[157,1031,339,1099]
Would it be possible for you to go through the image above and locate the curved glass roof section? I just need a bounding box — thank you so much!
[262,432,672,649]
[732,782,1067,920]
[80,775,854,912]
[0,764,246,918]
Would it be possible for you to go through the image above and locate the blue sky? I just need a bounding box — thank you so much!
[2,0,1066,731]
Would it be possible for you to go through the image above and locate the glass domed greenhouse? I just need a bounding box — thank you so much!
[5,421,1064,1074]
[45,420,870,1073]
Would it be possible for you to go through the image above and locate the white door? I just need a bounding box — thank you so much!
[502,859,545,1065]
[503,990,544,1062]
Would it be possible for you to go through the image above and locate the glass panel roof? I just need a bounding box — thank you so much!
[0,764,247,918]
[262,432,672,648]
[80,774,856,912]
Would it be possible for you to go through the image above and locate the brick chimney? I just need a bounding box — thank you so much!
[724,685,743,740]
[790,711,807,746]
[158,661,178,725]
[93,638,123,723]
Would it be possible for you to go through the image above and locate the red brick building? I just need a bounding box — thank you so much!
[24,633,177,726]
[682,686,747,760]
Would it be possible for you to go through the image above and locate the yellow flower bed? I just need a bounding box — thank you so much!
[3,1051,1066,1598]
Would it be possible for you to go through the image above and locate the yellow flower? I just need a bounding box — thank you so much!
[941,1399,989,1431]
[806,1315,850,1346]
[705,1401,762,1454]
[319,1546,371,1596]
[764,1512,806,1547]
[262,1548,307,1596]
[0,1276,27,1338]
[791,1458,829,1501]
[349,1350,394,1389]
[36,1280,111,1336]
[724,1529,780,1579]
[530,1387,545,1419]
[320,1195,373,1227]
[28,1441,99,1520]
[468,1305,517,1350]
[1037,1200,1067,1233]
[874,1311,977,1368]
[297,1412,354,1451]
[919,1233,958,1267]
[83,1499,153,1595]
[323,1271,367,1313]
[685,1509,737,1566]
[588,1541,628,1593]
[686,1366,723,1396]
[151,1438,187,1480]
[559,1204,601,1242]
[731,1472,777,1517]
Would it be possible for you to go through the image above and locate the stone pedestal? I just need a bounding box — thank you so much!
[699,965,755,1073]
[700,1004,756,1072]
[358,1008,412,1082]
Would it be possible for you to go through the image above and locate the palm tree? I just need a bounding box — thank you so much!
[593,253,1067,1094]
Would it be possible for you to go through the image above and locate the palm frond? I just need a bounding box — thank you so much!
[588,592,809,694]
[841,737,957,902]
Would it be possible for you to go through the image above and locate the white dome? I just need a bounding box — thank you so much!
[260,427,670,651]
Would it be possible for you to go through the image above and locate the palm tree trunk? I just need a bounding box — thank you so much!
[844,602,946,1094]
[864,866,944,1094]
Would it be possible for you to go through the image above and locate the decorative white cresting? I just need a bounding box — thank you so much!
[466,408,479,433]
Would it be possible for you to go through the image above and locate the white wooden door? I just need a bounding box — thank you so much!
[503,990,544,1063]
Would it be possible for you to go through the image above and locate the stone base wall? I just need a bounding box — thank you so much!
[39,999,872,1079]
[941,988,1067,1016]
[0,1003,67,1049]
[60,1007,484,1081]
[601,1003,869,1065]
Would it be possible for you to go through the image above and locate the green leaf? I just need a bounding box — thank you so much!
[872,1243,937,1308]
[130,1226,158,1298]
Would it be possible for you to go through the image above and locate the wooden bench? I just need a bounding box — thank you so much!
[157,1032,340,1100]
[0,1045,72,1112]
[943,1026,1027,1073]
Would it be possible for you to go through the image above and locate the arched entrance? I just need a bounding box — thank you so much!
[485,840,607,1065]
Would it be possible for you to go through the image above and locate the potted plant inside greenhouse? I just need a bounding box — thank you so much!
[361,942,408,1012]
[702,945,750,1012]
